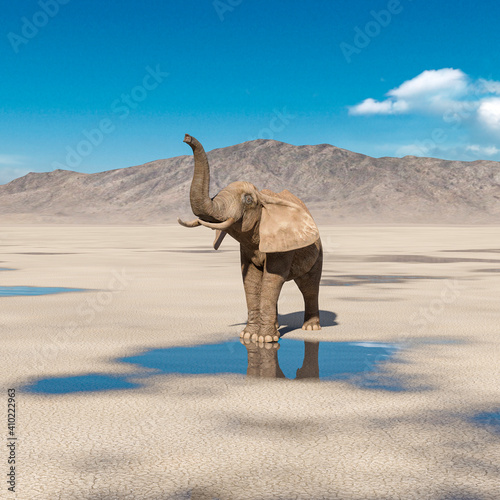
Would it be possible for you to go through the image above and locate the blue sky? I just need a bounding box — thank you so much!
[2,0,500,184]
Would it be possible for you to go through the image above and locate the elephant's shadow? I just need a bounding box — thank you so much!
[231,310,337,336]
[278,310,337,336]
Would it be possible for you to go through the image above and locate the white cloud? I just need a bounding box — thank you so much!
[349,97,408,115]
[395,144,430,156]
[349,68,470,116]
[393,142,500,160]
[0,154,25,166]
[349,67,500,143]
[477,97,500,130]
[466,144,500,156]
[348,70,500,161]
[476,79,500,95]
[388,68,468,99]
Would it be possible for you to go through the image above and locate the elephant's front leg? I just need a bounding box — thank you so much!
[257,252,294,343]
[240,254,263,341]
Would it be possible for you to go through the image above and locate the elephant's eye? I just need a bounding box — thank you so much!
[244,194,253,205]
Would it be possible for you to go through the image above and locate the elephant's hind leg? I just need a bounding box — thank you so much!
[294,250,323,331]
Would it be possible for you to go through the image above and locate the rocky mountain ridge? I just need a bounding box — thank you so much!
[1,139,499,224]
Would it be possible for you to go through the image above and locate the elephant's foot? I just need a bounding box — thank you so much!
[301,317,321,331]
[240,323,260,340]
[240,325,279,343]
[253,326,280,343]
[240,338,280,349]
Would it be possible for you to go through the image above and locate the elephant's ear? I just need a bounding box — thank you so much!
[257,191,319,253]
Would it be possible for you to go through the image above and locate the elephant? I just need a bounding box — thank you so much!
[178,134,323,343]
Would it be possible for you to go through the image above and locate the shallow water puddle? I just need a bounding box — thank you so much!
[26,339,405,394]
[472,411,500,434]
[26,374,140,393]
[0,286,86,297]
[0,267,87,296]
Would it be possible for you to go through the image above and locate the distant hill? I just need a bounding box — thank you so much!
[1,140,499,224]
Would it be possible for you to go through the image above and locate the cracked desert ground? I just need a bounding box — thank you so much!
[2,224,500,500]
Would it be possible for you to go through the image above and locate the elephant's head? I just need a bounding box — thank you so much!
[178,134,319,252]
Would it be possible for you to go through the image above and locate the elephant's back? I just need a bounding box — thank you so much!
[261,188,312,217]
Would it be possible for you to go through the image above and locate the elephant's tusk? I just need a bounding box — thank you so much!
[177,217,201,228]
[213,229,227,250]
[198,217,236,230]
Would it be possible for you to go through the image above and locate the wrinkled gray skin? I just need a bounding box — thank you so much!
[178,134,323,343]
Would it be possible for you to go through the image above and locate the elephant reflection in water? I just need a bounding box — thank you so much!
[241,339,320,380]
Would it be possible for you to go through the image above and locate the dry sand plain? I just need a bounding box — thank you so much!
[1,224,500,500]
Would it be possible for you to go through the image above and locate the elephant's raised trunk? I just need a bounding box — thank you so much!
[184,134,220,221]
